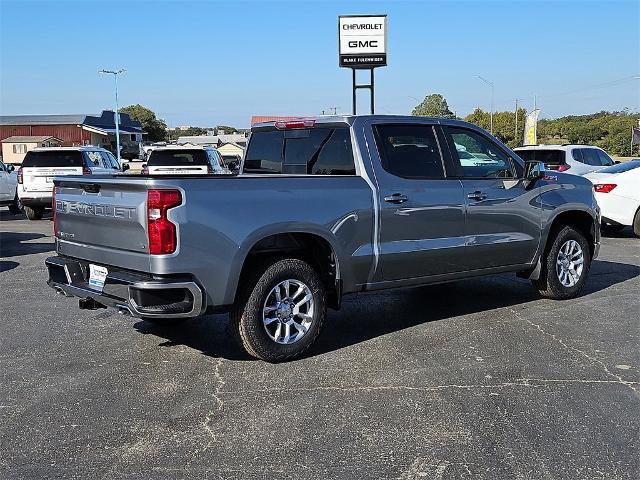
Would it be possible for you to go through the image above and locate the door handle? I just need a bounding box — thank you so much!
[384,193,408,204]
[467,191,488,201]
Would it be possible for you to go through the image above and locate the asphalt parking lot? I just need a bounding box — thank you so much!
[1,209,638,480]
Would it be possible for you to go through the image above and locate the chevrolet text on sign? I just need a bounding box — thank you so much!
[339,15,387,68]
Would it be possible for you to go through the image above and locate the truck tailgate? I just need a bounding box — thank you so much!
[54,176,151,271]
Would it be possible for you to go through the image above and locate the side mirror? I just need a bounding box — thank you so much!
[525,160,545,181]
[614,161,621,165]
[122,163,130,171]
[6,164,15,173]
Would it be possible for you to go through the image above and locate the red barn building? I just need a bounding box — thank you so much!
[0,111,144,162]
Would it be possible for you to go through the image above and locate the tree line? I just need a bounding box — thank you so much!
[119,105,240,142]
[412,94,639,155]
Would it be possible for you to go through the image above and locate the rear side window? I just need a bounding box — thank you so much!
[148,150,209,166]
[244,127,355,175]
[22,151,84,168]
[85,151,104,168]
[374,124,444,179]
[516,149,565,166]
[577,148,602,166]
[596,150,614,166]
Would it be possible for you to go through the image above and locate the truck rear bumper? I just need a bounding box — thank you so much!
[46,256,206,319]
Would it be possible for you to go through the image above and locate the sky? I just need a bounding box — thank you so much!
[1,0,638,128]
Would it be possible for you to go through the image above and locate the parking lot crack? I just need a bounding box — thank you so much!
[510,308,639,395]
[201,357,226,444]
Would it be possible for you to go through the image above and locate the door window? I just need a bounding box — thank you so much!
[101,151,120,169]
[374,125,445,179]
[445,127,515,178]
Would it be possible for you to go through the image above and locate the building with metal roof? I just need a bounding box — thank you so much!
[0,111,144,149]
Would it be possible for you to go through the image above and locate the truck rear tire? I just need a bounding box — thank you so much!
[532,225,591,299]
[24,206,43,220]
[231,258,326,362]
[8,193,22,214]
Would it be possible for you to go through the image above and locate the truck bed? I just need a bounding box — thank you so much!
[53,174,374,307]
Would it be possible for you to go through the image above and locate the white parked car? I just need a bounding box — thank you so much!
[142,146,229,175]
[584,160,640,237]
[0,160,21,213]
[18,146,128,220]
[514,144,615,176]
[142,141,167,160]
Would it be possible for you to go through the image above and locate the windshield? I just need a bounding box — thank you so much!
[597,160,640,174]
[516,149,565,165]
[22,151,84,168]
[147,150,209,166]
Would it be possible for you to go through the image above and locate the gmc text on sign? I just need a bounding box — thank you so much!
[338,15,387,68]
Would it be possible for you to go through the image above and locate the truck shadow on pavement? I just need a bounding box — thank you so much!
[132,259,639,362]
[0,231,55,258]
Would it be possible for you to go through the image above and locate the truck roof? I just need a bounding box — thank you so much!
[251,114,478,130]
[514,144,605,151]
[30,146,111,153]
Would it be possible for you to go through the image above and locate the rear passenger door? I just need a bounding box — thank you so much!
[371,123,467,281]
[442,126,540,269]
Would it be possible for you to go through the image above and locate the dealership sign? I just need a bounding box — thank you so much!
[339,15,387,68]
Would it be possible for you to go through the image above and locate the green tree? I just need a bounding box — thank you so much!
[166,127,208,141]
[464,107,527,148]
[412,93,456,119]
[120,104,167,142]
[216,125,239,134]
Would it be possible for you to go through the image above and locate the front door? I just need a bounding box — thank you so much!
[371,123,466,282]
[442,126,541,270]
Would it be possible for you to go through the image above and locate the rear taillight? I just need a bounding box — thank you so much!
[207,164,214,174]
[82,166,91,175]
[557,164,571,172]
[17,167,23,184]
[593,183,617,193]
[147,189,182,255]
[52,186,57,237]
[274,119,316,130]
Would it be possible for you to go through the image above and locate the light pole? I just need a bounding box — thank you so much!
[477,75,494,134]
[99,68,126,164]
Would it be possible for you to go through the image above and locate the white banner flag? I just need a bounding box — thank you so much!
[523,109,540,146]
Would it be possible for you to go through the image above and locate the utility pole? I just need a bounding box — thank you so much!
[99,68,126,165]
[477,76,494,134]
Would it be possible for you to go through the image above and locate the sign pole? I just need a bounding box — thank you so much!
[370,68,375,114]
[351,68,377,115]
[352,69,357,115]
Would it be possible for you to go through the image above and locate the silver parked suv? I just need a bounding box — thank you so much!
[514,144,615,176]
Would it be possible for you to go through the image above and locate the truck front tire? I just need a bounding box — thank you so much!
[23,206,43,220]
[532,225,591,299]
[231,258,326,362]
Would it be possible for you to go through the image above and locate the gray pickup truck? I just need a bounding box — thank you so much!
[46,115,600,362]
